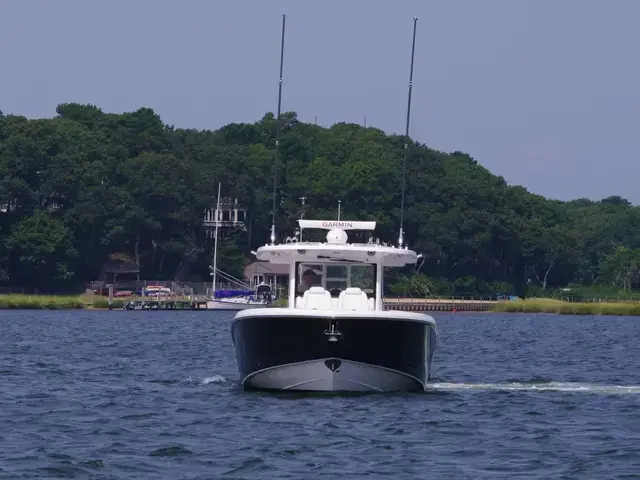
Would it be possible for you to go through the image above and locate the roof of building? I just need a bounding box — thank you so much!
[102,260,140,274]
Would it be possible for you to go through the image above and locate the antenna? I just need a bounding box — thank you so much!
[270,13,287,245]
[212,182,221,295]
[398,16,418,249]
[298,196,307,241]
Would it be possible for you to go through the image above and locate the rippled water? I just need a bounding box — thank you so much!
[1,310,639,479]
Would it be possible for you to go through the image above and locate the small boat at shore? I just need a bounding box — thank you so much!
[206,283,274,310]
[208,182,275,311]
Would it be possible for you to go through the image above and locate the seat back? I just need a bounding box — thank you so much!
[338,287,370,312]
[302,286,332,310]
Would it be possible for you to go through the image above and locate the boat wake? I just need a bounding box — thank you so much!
[149,375,228,386]
[202,374,227,385]
[429,381,640,394]
[198,374,639,395]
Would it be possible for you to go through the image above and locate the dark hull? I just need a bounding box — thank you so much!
[231,314,437,392]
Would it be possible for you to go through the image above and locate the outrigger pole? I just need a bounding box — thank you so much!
[398,16,418,249]
[270,14,287,245]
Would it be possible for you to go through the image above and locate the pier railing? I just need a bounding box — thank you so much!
[384,296,497,303]
[383,296,497,312]
[385,294,640,304]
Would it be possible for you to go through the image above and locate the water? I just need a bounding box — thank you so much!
[1,311,639,479]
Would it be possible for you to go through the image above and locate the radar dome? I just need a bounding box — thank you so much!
[326,229,348,244]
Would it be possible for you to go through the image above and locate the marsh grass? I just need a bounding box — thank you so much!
[1,294,144,309]
[0,294,85,309]
[493,297,640,316]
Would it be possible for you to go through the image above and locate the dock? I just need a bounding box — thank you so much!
[383,298,496,312]
[115,297,495,312]
[121,299,208,310]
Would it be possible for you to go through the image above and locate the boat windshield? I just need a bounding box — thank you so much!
[297,262,375,297]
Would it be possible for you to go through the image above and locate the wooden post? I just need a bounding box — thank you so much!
[108,285,113,311]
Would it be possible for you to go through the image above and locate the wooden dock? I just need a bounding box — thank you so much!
[121,299,208,310]
[116,297,495,312]
[383,298,496,312]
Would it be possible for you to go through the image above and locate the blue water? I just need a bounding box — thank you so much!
[1,311,639,479]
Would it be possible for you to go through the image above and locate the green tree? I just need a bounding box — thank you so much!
[598,246,640,292]
[1,102,640,296]
[5,211,77,290]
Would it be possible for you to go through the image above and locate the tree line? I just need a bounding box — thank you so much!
[1,103,639,296]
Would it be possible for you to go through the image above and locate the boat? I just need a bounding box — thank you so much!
[207,182,275,311]
[206,283,275,310]
[231,220,439,392]
[230,16,437,392]
[138,285,173,297]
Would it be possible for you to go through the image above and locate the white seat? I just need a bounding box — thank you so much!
[301,287,332,310]
[338,287,370,312]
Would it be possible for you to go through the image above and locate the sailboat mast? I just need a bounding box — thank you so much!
[270,13,287,245]
[398,16,418,248]
[212,182,221,294]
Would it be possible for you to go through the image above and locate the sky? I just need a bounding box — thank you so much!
[1,0,639,203]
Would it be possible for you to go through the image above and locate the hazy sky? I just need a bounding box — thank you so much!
[1,0,639,203]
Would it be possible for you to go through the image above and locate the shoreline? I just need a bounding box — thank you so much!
[1,294,640,315]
